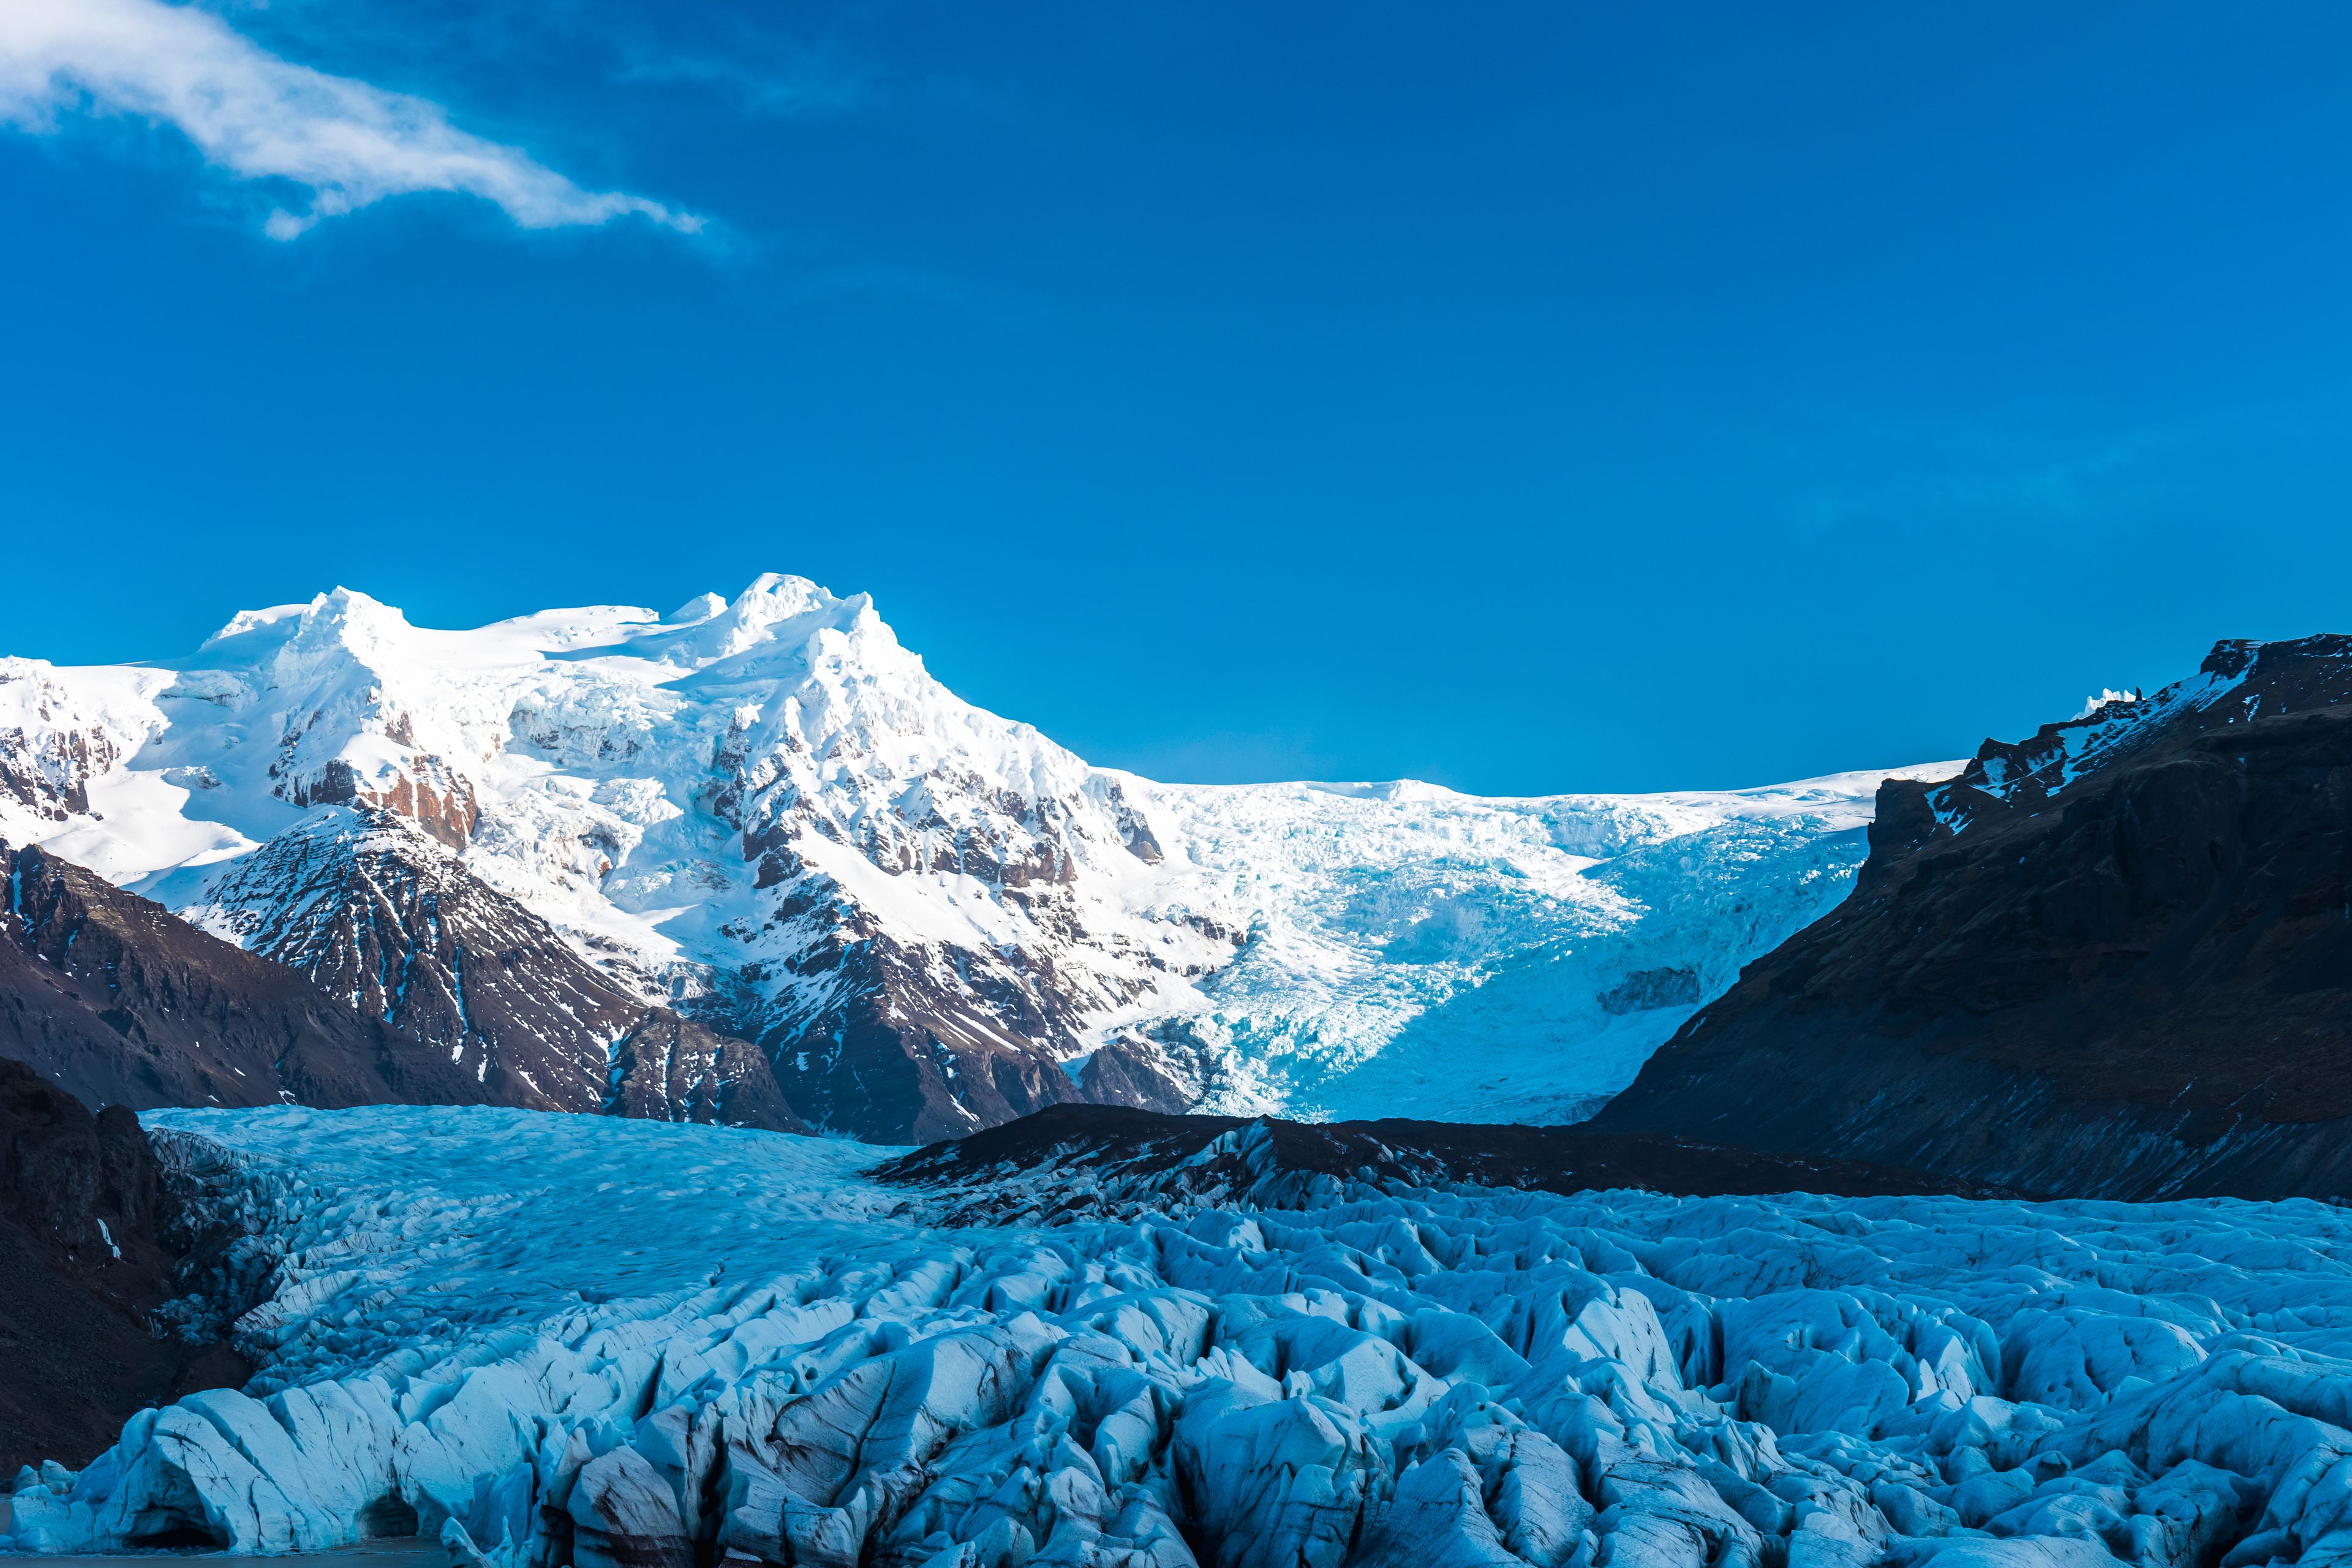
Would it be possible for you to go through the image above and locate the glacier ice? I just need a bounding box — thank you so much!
[0,578,1958,1128]
[13,1106,2352,1568]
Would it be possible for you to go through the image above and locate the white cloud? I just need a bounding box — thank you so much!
[0,0,701,239]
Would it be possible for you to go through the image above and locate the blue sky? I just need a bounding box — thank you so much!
[4,3,2350,793]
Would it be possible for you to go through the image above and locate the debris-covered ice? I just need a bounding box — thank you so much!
[12,1105,2352,1568]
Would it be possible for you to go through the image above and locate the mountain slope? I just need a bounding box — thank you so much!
[1,577,1944,1141]
[182,809,801,1132]
[1,840,484,1112]
[1595,635,2352,1199]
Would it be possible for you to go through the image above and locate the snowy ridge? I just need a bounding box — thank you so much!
[17,1106,2352,1568]
[0,576,1953,1136]
[1923,635,2352,839]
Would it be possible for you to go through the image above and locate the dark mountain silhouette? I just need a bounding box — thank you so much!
[1594,635,2352,1200]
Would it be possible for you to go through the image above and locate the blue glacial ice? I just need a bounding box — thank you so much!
[11,1105,2352,1568]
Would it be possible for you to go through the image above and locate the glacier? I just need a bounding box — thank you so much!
[13,1106,2352,1568]
[0,576,1956,1132]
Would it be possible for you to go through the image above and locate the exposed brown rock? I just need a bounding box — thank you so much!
[201,810,804,1133]
[0,839,486,1114]
[287,755,480,850]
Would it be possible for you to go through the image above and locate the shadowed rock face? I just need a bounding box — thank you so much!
[1596,635,2352,1200]
[758,919,1086,1144]
[0,839,487,1114]
[608,1006,802,1133]
[0,1057,248,1473]
[2,830,802,1133]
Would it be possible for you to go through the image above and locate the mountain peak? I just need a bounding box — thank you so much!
[2,576,1934,1139]
[622,575,896,675]
[279,586,423,674]
[703,573,869,661]
[199,601,311,651]
[190,586,423,686]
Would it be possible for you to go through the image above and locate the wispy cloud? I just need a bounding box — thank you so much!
[0,0,701,239]
[1782,411,2176,540]
[616,47,874,122]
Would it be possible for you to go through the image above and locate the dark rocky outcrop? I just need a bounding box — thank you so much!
[1595,635,2352,1200]
[608,1007,802,1133]
[1076,1037,1200,1115]
[753,898,1091,1144]
[0,1057,247,1473]
[1,839,487,1114]
[872,1101,2021,1227]
[1598,966,1703,1015]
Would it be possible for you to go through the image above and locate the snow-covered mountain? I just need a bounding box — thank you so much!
[0,575,1953,1139]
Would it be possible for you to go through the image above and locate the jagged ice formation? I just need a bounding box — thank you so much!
[15,1107,2352,1568]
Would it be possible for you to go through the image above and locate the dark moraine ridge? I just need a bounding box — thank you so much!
[872,1102,2023,1226]
[1594,633,2352,1200]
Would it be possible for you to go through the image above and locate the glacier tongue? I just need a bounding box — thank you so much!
[1135,769,1935,1124]
[0,575,1957,1136]
[13,1106,2352,1568]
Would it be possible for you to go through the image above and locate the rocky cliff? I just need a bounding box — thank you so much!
[0,1057,247,1473]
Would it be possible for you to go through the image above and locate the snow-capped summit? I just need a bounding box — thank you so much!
[0,576,1951,1140]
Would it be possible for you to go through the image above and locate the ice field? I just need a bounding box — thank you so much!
[13,1106,2352,1568]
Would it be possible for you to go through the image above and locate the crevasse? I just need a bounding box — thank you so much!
[13,1106,2352,1568]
